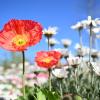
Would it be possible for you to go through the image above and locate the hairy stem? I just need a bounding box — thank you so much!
[48,68,51,91]
[22,51,25,99]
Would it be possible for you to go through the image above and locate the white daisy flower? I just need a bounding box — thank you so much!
[71,22,83,30]
[82,16,100,28]
[96,34,100,38]
[43,26,58,37]
[67,57,81,68]
[61,39,72,48]
[92,27,100,33]
[91,62,100,76]
[54,48,71,58]
[75,43,81,49]
[52,67,68,78]
[91,49,99,59]
[75,45,89,57]
[46,38,59,47]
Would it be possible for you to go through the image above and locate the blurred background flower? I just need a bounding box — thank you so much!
[46,38,59,49]
[61,39,72,48]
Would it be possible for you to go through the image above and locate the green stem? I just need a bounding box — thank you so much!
[47,37,50,51]
[89,25,92,63]
[98,77,100,99]
[79,29,82,49]
[74,68,78,93]
[47,37,52,91]
[59,79,63,98]
[89,25,94,90]
[22,51,25,99]
[48,68,51,91]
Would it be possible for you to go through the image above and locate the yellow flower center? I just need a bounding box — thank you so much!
[12,35,28,47]
[42,57,53,63]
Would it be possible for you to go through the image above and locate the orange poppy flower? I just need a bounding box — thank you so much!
[0,19,43,51]
[35,51,61,69]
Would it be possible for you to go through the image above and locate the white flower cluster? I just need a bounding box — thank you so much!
[71,16,100,30]
[71,16,100,41]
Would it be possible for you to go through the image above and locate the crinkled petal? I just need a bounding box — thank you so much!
[35,51,61,69]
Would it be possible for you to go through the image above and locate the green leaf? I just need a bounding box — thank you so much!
[73,95,82,100]
[37,90,46,100]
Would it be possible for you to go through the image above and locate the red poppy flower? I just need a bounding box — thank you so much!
[35,51,61,69]
[0,19,43,51]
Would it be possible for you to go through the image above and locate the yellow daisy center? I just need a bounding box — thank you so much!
[12,35,28,47]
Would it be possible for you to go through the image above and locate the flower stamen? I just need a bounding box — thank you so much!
[12,35,28,47]
[42,57,53,63]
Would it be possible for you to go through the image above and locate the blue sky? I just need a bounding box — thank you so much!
[0,0,100,63]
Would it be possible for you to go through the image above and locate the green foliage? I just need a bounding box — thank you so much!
[36,90,46,100]
[18,85,60,100]
[18,63,100,100]
[73,95,82,100]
